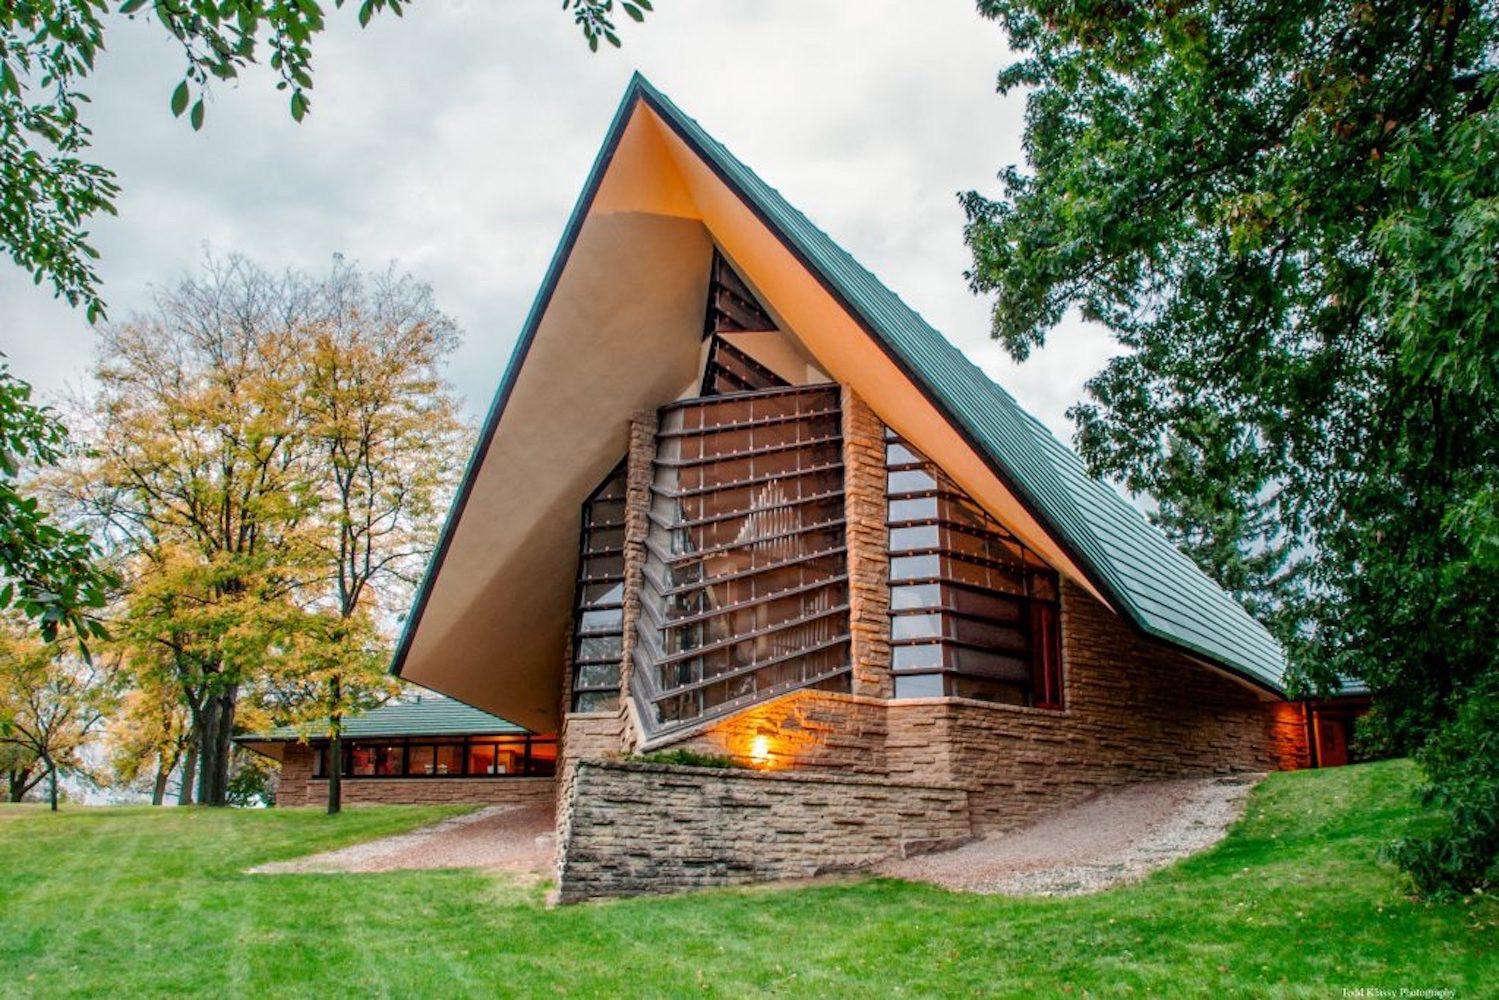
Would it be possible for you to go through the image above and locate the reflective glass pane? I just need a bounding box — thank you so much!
[894,673,944,699]
[887,469,937,495]
[884,430,1063,709]
[888,496,939,523]
[406,745,435,775]
[434,744,462,776]
[576,634,622,663]
[641,386,851,732]
[575,662,620,690]
[572,691,618,713]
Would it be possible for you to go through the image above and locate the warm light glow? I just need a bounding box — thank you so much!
[749,734,772,768]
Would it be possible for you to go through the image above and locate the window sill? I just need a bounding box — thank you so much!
[309,774,555,782]
[887,696,1070,718]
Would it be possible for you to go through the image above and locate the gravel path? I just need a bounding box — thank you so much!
[249,803,555,876]
[879,773,1262,896]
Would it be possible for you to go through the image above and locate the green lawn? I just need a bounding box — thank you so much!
[1,760,1492,998]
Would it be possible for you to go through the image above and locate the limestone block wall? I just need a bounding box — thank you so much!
[273,744,555,808]
[669,689,890,773]
[841,387,892,699]
[887,580,1307,832]
[617,409,657,753]
[552,379,1314,849]
[554,759,971,902]
[655,581,1309,834]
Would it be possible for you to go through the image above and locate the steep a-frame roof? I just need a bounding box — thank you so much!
[625,78,1287,692]
[391,75,1288,726]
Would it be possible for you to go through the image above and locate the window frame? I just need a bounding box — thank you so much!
[885,429,1065,709]
[310,734,558,780]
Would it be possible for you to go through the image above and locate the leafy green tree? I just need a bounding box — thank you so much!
[0,361,112,644]
[965,0,1497,893]
[1,0,653,321]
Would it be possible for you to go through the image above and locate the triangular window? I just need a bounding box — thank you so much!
[700,335,789,396]
[703,249,776,335]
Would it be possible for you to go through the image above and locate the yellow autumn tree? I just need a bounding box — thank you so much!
[69,254,466,807]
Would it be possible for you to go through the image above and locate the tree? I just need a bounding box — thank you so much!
[76,256,316,806]
[0,361,113,645]
[965,0,1497,892]
[72,254,466,808]
[293,269,465,813]
[0,621,114,809]
[105,650,191,805]
[1,0,654,323]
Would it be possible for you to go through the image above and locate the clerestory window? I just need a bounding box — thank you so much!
[885,430,1063,708]
[634,384,852,733]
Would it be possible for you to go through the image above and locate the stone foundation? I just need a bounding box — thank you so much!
[273,743,555,808]
[555,759,971,902]
[644,581,1310,834]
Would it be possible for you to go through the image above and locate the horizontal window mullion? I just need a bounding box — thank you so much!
[647,487,845,531]
[654,406,841,439]
[890,633,1031,655]
[660,382,838,415]
[653,433,843,470]
[651,544,847,596]
[650,461,845,500]
[653,635,852,698]
[889,605,1028,628]
[654,604,852,666]
[653,517,848,567]
[660,574,850,627]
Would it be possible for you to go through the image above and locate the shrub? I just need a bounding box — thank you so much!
[630,749,743,769]
[1388,675,1499,896]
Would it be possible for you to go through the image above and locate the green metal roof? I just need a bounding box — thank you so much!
[628,75,1288,695]
[241,698,527,743]
[392,74,1289,698]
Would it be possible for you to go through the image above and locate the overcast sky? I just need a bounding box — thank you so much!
[0,1,1113,439]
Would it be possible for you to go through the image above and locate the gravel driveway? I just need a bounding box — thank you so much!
[878,773,1262,896]
[250,803,555,876]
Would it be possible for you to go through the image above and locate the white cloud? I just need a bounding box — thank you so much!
[0,0,1116,440]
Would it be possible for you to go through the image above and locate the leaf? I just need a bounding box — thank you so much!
[190,99,205,131]
[171,80,190,117]
[623,3,644,21]
[120,0,150,12]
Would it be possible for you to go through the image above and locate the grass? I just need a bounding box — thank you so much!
[0,760,1493,997]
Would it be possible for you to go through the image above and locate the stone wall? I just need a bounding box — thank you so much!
[616,410,657,753]
[552,378,1315,869]
[655,581,1311,834]
[273,743,555,808]
[670,689,890,773]
[841,386,892,700]
[555,759,971,902]
[887,580,1307,831]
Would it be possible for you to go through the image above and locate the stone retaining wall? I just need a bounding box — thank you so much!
[555,759,971,902]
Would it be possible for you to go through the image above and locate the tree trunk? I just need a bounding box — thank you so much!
[327,675,342,816]
[42,752,58,812]
[196,687,239,807]
[177,741,198,806]
[7,768,31,803]
[151,759,170,806]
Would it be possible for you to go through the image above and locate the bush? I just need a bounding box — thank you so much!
[630,749,743,769]
[1388,676,1499,896]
